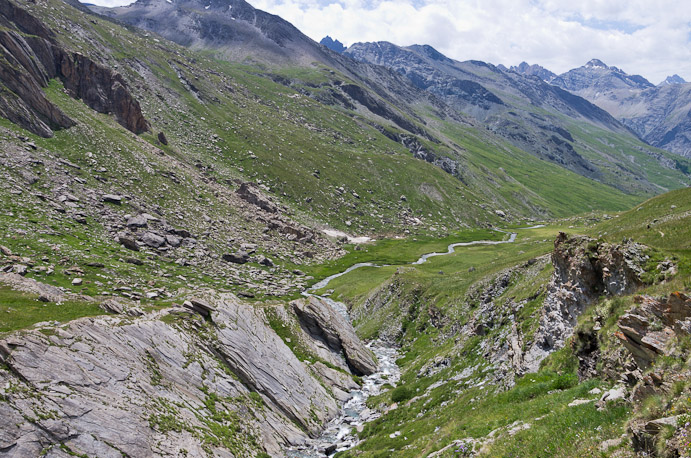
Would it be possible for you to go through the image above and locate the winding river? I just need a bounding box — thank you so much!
[286,227,538,457]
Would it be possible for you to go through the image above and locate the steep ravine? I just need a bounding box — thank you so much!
[285,230,522,456]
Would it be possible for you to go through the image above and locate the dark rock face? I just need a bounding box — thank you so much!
[320,36,346,53]
[0,0,149,137]
[56,51,150,134]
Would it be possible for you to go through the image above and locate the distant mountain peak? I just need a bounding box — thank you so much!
[410,44,450,62]
[551,59,654,93]
[320,36,347,53]
[659,74,687,86]
[584,59,609,70]
[506,61,556,82]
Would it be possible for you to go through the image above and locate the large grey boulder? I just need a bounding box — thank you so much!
[141,232,165,248]
[291,296,377,376]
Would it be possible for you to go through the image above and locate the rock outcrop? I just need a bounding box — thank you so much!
[0,293,342,457]
[523,233,647,371]
[616,292,691,369]
[0,0,149,137]
[292,296,378,376]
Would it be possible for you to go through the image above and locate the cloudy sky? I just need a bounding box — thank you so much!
[92,0,691,83]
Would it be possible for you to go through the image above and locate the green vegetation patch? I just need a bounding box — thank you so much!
[0,285,104,334]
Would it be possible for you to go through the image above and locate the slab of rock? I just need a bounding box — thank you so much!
[292,296,377,376]
[568,399,593,407]
[126,215,148,228]
[0,293,335,457]
[102,194,123,204]
[616,292,691,368]
[222,251,250,264]
[165,234,181,247]
[311,361,359,393]
[141,232,165,248]
[99,298,143,316]
[182,298,217,317]
[0,273,66,302]
[236,182,277,213]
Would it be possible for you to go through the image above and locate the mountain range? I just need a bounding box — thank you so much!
[508,58,691,158]
[0,0,690,456]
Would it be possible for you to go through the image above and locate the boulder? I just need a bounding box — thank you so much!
[118,236,139,251]
[126,215,148,228]
[141,232,165,248]
[182,298,217,317]
[165,234,181,247]
[222,251,250,264]
[102,194,123,205]
[236,182,277,213]
[257,255,274,267]
[291,296,377,376]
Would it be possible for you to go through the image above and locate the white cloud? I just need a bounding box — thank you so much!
[85,0,691,82]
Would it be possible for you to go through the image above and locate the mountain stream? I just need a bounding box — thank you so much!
[285,228,535,457]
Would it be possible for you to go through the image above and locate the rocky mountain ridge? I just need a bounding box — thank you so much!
[508,58,691,158]
[344,41,691,193]
[320,35,346,53]
[0,0,149,137]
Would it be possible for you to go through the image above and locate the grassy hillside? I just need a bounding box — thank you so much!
[310,188,690,457]
[13,0,683,234]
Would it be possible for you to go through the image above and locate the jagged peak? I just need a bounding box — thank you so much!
[659,74,687,86]
[320,35,347,53]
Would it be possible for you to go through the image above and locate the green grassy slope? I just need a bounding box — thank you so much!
[310,189,690,457]
[14,0,680,234]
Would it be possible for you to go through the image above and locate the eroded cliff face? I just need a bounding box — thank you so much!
[0,291,374,457]
[0,0,149,137]
[523,232,647,371]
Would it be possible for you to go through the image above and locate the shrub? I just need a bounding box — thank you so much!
[391,385,413,403]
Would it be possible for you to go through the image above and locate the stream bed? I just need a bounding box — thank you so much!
[285,341,400,457]
[285,229,532,456]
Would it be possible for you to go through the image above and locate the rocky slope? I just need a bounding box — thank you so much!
[0,286,376,456]
[323,188,690,457]
[0,0,148,137]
